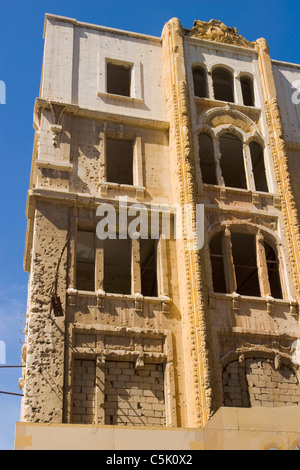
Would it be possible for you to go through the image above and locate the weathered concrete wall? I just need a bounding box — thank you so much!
[21,201,70,422]
[34,110,171,204]
[42,15,167,122]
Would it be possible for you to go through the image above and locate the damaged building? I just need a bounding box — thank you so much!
[15,14,300,450]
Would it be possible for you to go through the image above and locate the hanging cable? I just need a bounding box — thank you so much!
[0,391,23,397]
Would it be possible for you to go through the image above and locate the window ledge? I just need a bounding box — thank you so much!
[208,292,297,316]
[36,159,73,172]
[210,292,289,303]
[97,91,144,104]
[203,184,274,195]
[194,96,261,113]
[99,182,145,200]
[67,288,172,312]
[203,184,280,206]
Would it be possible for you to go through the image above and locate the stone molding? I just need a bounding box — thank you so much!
[34,98,170,132]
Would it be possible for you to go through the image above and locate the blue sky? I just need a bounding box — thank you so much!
[0,0,299,450]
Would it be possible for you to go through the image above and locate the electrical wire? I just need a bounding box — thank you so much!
[0,391,23,397]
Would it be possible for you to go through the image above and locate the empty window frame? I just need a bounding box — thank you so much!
[250,141,269,193]
[209,229,284,299]
[107,63,131,97]
[76,230,95,291]
[220,133,247,189]
[106,137,134,186]
[198,133,218,185]
[140,238,158,297]
[192,66,207,98]
[264,241,283,299]
[212,68,234,103]
[103,238,132,295]
[231,233,261,297]
[241,76,255,107]
[210,232,228,294]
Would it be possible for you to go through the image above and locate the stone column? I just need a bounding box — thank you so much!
[256,229,271,298]
[224,226,237,294]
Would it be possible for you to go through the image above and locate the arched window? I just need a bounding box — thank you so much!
[210,232,227,293]
[220,133,247,189]
[250,141,269,193]
[198,133,217,185]
[241,76,255,107]
[223,357,300,408]
[192,67,207,98]
[212,68,234,103]
[264,242,283,299]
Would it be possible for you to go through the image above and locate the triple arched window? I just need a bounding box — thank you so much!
[198,131,269,193]
[209,228,283,299]
[192,66,255,107]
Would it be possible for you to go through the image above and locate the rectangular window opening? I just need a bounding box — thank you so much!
[104,238,131,295]
[140,238,158,297]
[106,137,133,186]
[76,230,95,291]
[107,63,131,97]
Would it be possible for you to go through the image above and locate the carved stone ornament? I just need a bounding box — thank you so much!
[274,353,282,370]
[186,19,254,49]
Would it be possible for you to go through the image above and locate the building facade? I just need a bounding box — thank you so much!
[17,14,300,447]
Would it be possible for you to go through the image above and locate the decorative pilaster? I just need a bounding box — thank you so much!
[162,17,214,427]
[255,38,300,311]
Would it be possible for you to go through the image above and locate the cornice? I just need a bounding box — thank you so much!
[26,188,178,215]
[34,98,170,132]
[44,13,161,43]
